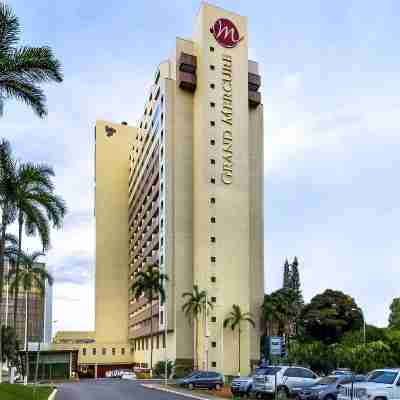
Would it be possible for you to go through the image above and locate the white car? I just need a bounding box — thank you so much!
[338,369,400,400]
[121,371,137,380]
[253,366,319,397]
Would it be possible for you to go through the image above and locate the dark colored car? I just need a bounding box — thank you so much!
[176,371,224,390]
[294,375,366,400]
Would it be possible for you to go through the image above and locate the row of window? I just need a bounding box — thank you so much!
[82,347,131,357]
[133,334,166,351]
[209,59,218,370]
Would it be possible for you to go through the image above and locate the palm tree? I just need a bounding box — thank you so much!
[12,162,66,328]
[182,285,213,370]
[0,2,63,117]
[0,139,16,303]
[223,304,255,375]
[8,250,53,385]
[131,265,168,376]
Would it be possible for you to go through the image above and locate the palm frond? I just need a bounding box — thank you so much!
[0,77,46,117]
[0,2,19,54]
[1,46,63,83]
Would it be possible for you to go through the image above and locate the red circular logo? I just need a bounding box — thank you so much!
[210,18,243,48]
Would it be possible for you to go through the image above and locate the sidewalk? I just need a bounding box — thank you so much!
[142,383,230,400]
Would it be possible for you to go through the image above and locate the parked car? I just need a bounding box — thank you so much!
[331,369,352,376]
[176,371,224,390]
[253,366,319,398]
[294,375,366,400]
[338,369,400,400]
[231,367,270,397]
[121,371,137,380]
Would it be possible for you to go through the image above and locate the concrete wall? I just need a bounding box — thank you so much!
[95,121,135,343]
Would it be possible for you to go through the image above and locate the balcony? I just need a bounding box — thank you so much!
[128,316,160,339]
[130,302,159,326]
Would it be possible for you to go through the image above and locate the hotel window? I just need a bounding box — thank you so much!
[211,316,217,323]
[210,102,215,108]
[211,236,216,243]
[146,338,149,350]
[210,65,215,70]
[160,310,164,324]
[156,335,160,349]
[121,348,125,355]
[211,256,216,263]
[211,276,216,283]
[211,217,216,223]
[210,139,215,146]
[92,348,96,356]
[210,83,215,89]
[102,348,106,356]
[210,178,215,184]
[112,348,116,356]
[211,297,216,303]
[211,341,216,348]
[212,361,217,367]
[210,46,215,52]
[210,158,215,165]
[131,347,134,355]
[210,121,215,127]
[82,348,87,356]
[163,333,166,348]
[210,197,215,204]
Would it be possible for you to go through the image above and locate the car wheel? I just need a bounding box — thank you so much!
[246,387,253,397]
[188,383,194,390]
[278,387,289,398]
[215,383,222,391]
[324,395,335,400]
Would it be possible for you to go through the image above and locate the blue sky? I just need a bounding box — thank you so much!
[4,0,400,331]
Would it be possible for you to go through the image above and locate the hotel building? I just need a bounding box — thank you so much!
[55,2,264,377]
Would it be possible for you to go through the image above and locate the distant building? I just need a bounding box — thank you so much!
[0,258,52,346]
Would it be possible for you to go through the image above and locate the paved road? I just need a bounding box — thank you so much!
[56,380,191,400]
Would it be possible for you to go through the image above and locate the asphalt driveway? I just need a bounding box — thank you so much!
[56,379,194,400]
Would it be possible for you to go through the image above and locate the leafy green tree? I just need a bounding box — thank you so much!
[224,304,255,374]
[131,265,168,376]
[0,2,63,117]
[182,285,212,370]
[290,257,304,306]
[262,288,298,338]
[283,259,290,289]
[1,325,19,363]
[153,360,174,378]
[299,289,363,344]
[12,162,66,328]
[8,250,53,384]
[389,298,400,329]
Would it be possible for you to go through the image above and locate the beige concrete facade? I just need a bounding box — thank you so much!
[55,3,264,377]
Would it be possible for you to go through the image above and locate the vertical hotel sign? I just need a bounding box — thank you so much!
[210,18,243,184]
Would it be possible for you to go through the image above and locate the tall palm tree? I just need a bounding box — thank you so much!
[223,304,255,375]
[8,250,53,385]
[13,162,66,328]
[182,285,213,370]
[0,139,16,303]
[0,2,63,117]
[131,265,168,376]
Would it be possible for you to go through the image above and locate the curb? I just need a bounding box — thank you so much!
[142,384,214,400]
[48,388,57,400]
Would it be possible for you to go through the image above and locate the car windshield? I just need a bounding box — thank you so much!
[367,371,398,384]
[317,377,338,385]
[255,367,282,376]
[186,372,199,378]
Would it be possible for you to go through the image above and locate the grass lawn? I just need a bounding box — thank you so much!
[0,383,54,400]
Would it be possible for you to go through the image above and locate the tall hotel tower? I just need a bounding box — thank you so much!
[92,3,264,375]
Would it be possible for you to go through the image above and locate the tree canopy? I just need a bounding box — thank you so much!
[300,289,363,344]
[389,298,400,330]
